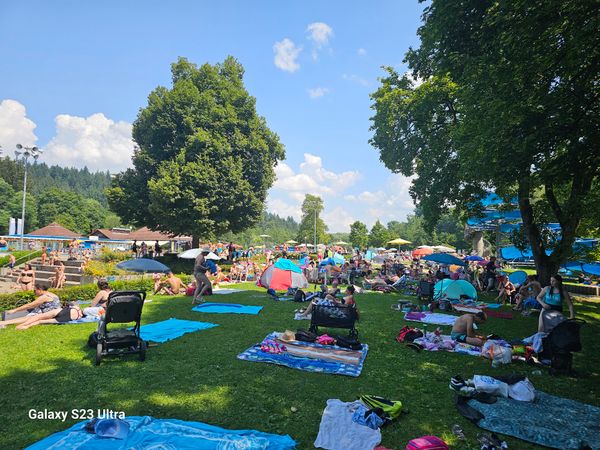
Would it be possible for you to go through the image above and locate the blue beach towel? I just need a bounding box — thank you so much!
[193,303,263,315]
[139,318,218,343]
[468,391,600,449]
[26,415,296,449]
[237,332,368,377]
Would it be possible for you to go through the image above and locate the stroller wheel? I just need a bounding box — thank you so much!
[139,340,147,362]
[95,342,103,366]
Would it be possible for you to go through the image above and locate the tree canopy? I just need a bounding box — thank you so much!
[370,0,600,282]
[349,220,368,249]
[107,57,285,244]
[296,194,329,245]
[368,220,390,248]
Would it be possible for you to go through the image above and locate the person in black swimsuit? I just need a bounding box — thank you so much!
[16,301,83,330]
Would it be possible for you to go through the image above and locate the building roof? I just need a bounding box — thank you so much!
[28,223,81,238]
[90,227,190,242]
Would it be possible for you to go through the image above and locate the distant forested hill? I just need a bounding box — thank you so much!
[0,158,119,235]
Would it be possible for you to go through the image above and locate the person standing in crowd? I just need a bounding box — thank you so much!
[193,250,211,304]
[140,241,148,258]
[154,241,161,258]
[228,242,235,261]
[485,256,498,291]
[131,240,138,258]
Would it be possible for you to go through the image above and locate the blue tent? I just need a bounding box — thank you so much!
[434,279,478,300]
[465,255,485,261]
[563,262,600,276]
[422,253,466,266]
[333,252,345,265]
[274,258,303,273]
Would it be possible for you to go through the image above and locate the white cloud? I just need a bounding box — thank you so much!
[307,87,330,99]
[322,206,355,233]
[403,70,425,88]
[342,73,370,87]
[44,113,133,172]
[306,22,333,47]
[273,38,302,73]
[267,197,302,221]
[357,48,367,56]
[0,99,38,151]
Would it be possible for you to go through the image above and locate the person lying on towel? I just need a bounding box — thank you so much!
[299,286,356,317]
[451,311,487,346]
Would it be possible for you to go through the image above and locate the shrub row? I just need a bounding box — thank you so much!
[0,250,42,267]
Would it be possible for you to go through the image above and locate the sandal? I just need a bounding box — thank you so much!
[452,424,466,440]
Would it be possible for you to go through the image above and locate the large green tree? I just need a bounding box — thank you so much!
[368,220,390,248]
[349,220,368,249]
[296,194,329,245]
[370,0,600,283]
[107,57,285,245]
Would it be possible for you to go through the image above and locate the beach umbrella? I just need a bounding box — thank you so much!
[259,258,308,291]
[116,258,170,273]
[259,234,271,238]
[422,253,466,266]
[285,240,298,244]
[388,238,412,245]
[334,241,349,245]
[508,270,528,286]
[431,245,456,253]
[319,257,337,267]
[465,255,485,261]
[178,248,210,259]
[412,247,434,257]
[434,279,477,300]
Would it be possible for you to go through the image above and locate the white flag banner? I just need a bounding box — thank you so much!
[9,218,16,235]
[16,218,23,235]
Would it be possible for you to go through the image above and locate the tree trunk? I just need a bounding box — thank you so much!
[192,235,200,248]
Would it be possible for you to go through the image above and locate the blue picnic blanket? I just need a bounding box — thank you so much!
[139,318,218,343]
[483,303,502,309]
[468,391,600,449]
[237,332,368,377]
[65,316,100,324]
[193,302,263,315]
[26,415,296,449]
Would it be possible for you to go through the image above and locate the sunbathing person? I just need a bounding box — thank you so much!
[450,311,487,347]
[156,272,182,295]
[152,272,163,294]
[494,276,515,305]
[16,263,35,291]
[513,275,542,310]
[299,286,356,317]
[0,284,61,328]
[82,280,112,318]
[16,301,84,330]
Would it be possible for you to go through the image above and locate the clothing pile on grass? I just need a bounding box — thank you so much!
[314,395,450,450]
[237,329,368,377]
[451,374,598,449]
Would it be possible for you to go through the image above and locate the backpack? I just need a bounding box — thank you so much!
[295,329,317,342]
[396,326,423,343]
[87,331,99,348]
[293,289,307,302]
[359,395,402,419]
[406,436,449,450]
[335,335,362,350]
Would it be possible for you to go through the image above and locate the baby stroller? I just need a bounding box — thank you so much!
[540,318,585,375]
[309,304,359,338]
[95,291,147,366]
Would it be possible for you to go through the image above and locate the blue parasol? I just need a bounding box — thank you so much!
[116,258,171,273]
[422,253,466,266]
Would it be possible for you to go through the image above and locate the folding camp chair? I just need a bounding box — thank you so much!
[417,281,435,303]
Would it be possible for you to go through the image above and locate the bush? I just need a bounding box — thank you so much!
[0,250,42,267]
[83,260,125,277]
[98,247,131,263]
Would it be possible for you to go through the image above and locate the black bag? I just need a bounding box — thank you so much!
[87,331,98,348]
[335,335,362,350]
[293,289,307,302]
[295,329,317,342]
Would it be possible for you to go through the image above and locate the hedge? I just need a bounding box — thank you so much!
[0,275,189,311]
[0,250,42,267]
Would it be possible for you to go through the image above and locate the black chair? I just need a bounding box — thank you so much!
[417,281,435,302]
[95,290,146,366]
[540,318,585,375]
[309,304,358,338]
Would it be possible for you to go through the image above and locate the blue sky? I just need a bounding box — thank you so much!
[0,1,426,232]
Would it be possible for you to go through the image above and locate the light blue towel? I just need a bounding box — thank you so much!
[26,416,297,449]
[139,318,218,343]
[192,302,263,315]
[484,303,503,309]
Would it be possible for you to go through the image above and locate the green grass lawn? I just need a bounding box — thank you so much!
[0,284,598,449]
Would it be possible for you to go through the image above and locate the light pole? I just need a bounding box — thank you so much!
[15,144,42,250]
[313,209,317,253]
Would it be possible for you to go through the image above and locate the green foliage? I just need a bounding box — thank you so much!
[0,250,42,267]
[349,221,368,249]
[219,212,299,247]
[107,57,285,242]
[296,194,329,244]
[0,158,121,235]
[370,0,600,280]
[368,220,390,248]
